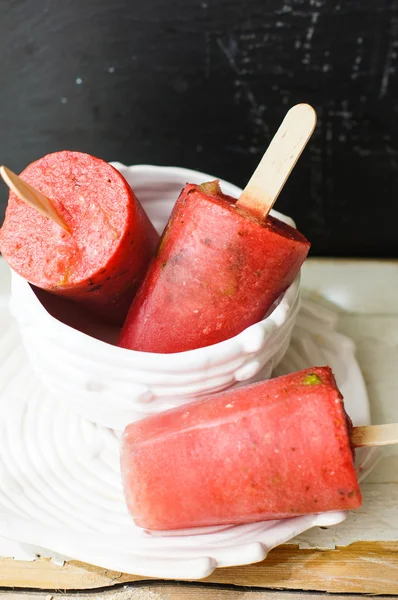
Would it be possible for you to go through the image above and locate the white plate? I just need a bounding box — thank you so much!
[0,258,378,579]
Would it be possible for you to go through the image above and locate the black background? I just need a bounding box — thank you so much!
[1,0,398,257]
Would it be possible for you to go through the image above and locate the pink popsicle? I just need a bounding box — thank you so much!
[118,181,310,353]
[121,366,361,531]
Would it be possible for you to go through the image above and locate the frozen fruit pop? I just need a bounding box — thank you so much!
[0,152,159,324]
[121,366,362,530]
[119,104,315,353]
[118,181,310,352]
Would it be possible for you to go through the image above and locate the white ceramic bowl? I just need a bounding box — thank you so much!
[9,164,301,430]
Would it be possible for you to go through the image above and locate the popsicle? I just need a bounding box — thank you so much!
[118,105,315,353]
[121,366,361,530]
[0,152,159,324]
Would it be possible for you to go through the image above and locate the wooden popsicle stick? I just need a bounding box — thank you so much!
[237,103,317,220]
[351,423,398,447]
[0,165,70,232]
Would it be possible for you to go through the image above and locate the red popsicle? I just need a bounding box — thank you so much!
[0,152,159,324]
[118,181,310,352]
[121,366,362,530]
[119,104,316,353]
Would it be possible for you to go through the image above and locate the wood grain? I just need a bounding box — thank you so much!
[0,166,69,232]
[1,542,398,595]
[1,591,396,600]
[237,104,316,219]
[352,423,398,447]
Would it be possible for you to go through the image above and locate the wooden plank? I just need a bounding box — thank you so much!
[1,541,398,595]
[1,591,396,600]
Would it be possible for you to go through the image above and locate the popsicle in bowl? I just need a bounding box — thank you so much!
[0,151,159,324]
[119,104,315,353]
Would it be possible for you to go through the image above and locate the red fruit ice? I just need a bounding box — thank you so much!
[118,181,310,353]
[0,151,159,324]
[121,366,361,530]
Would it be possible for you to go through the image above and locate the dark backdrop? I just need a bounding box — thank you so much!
[1,0,398,257]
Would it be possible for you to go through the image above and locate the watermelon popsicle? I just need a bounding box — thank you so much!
[0,152,159,325]
[119,104,316,353]
[121,366,362,531]
[119,182,310,352]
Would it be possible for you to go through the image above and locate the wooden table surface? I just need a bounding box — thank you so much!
[1,259,397,596]
[1,590,397,600]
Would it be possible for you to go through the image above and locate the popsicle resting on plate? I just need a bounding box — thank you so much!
[121,366,361,530]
